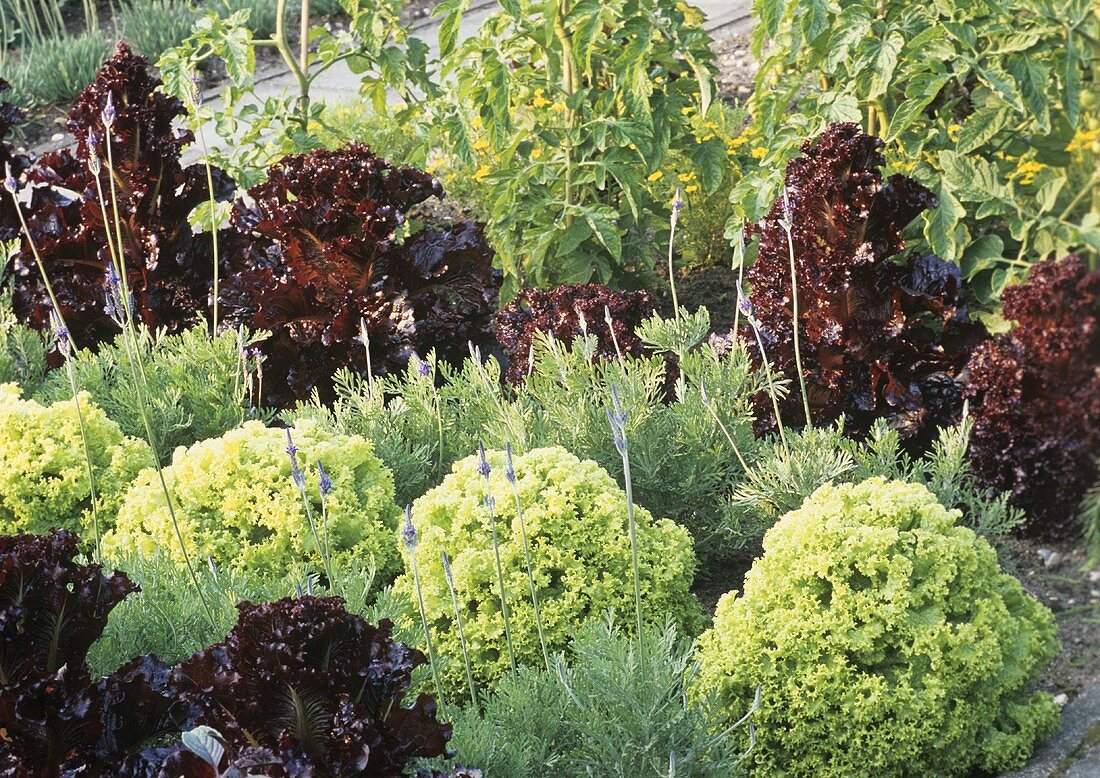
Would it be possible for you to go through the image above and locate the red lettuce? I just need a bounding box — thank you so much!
[744,122,985,445]
[966,255,1100,538]
[5,44,233,349]
[495,283,657,385]
[159,595,453,775]
[0,530,183,776]
[0,79,32,244]
[224,143,500,408]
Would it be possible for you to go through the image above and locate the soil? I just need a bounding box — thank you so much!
[711,31,756,105]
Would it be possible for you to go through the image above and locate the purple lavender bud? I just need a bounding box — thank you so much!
[483,493,497,513]
[672,188,684,212]
[609,382,627,427]
[85,130,101,175]
[504,442,516,484]
[441,550,453,584]
[285,429,304,488]
[736,280,753,318]
[476,442,491,478]
[606,407,627,456]
[102,92,116,128]
[402,505,417,551]
[416,356,432,377]
[3,163,16,194]
[317,460,332,497]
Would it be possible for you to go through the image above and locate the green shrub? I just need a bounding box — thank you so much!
[694,478,1059,777]
[36,326,269,463]
[0,291,50,395]
[394,445,701,695]
[727,418,1022,544]
[0,383,148,538]
[1,32,112,108]
[104,418,402,577]
[117,0,200,62]
[290,309,764,549]
[737,0,1099,301]
[440,620,749,777]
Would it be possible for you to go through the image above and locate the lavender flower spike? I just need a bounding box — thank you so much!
[402,505,417,551]
[3,163,16,194]
[476,442,491,478]
[317,460,332,497]
[504,443,517,484]
[102,92,116,128]
[285,429,305,489]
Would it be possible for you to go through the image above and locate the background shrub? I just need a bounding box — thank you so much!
[104,418,401,577]
[394,445,701,695]
[0,32,112,109]
[695,478,1058,777]
[738,0,1098,292]
[0,289,49,394]
[0,384,147,539]
[117,0,199,62]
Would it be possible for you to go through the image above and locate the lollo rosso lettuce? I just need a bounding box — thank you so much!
[743,122,986,447]
[495,282,657,385]
[966,254,1100,538]
[223,143,500,409]
[5,43,234,351]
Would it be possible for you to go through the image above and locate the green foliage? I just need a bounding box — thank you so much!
[439,620,750,777]
[0,383,148,538]
[103,418,402,577]
[694,478,1059,777]
[432,0,723,298]
[35,326,269,464]
[394,446,701,695]
[0,31,112,108]
[728,417,1023,544]
[289,310,765,548]
[0,288,50,395]
[117,0,199,61]
[740,0,1099,302]
[159,0,432,187]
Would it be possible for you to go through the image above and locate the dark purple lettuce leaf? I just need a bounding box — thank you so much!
[165,595,453,775]
[223,143,500,408]
[744,122,986,446]
[6,44,233,349]
[495,283,657,385]
[0,78,32,244]
[966,255,1100,538]
[0,531,183,776]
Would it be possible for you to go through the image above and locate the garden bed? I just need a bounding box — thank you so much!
[0,0,1097,776]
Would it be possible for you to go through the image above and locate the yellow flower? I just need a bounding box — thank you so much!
[532,88,551,109]
[531,147,543,160]
[473,138,491,152]
[685,184,699,194]
[947,123,961,141]
[728,135,748,149]
[473,165,492,182]
[647,170,665,182]
[681,105,695,116]
[677,171,696,183]
[751,146,768,159]
[551,102,566,113]
[1067,128,1099,154]
[471,115,483,130]
[1012,158,1045,186]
